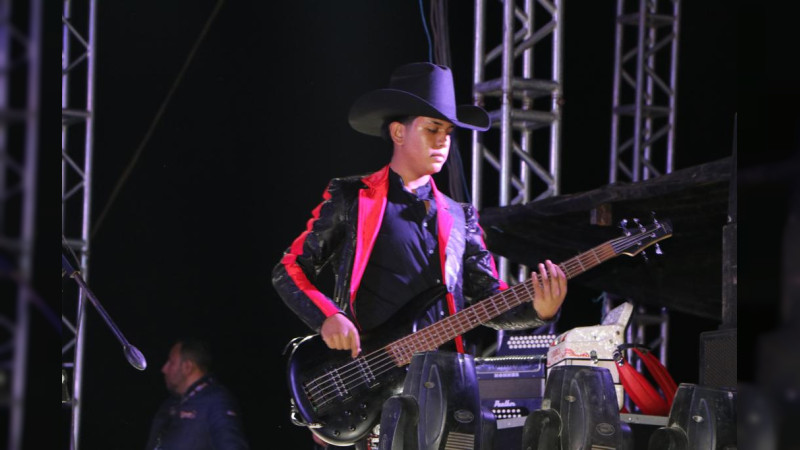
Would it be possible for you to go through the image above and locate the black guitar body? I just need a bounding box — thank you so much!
[287,286,449,445]
[287,333,408,445]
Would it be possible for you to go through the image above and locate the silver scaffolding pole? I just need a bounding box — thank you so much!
[1,0,41,448]
[472,0,564,284]
[61,0,97,448]
[609,0,680,183]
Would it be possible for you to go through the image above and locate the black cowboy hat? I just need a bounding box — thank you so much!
[348,62,491,137]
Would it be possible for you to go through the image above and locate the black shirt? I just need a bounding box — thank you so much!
[354,169,445,331]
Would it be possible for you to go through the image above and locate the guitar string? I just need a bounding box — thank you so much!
[305,254,617,408]
[303,246,626,408]
[302,288,527,406]
[302,299,501,406]
[302,278,542,407]
[306,280,546,408]
[301,227,662,406]
[303,245,627,407]
[304,290,526,408]
[301,283,525,394]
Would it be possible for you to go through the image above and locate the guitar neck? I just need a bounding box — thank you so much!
[385,241,622,366]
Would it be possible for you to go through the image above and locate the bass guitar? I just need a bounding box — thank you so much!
[285,218,672,445]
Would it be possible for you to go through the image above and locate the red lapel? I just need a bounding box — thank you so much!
[350,166,390,307]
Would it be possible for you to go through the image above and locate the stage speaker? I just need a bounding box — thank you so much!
[698,328,736,388]
[379,351,494,450]
[379,395,420,450]
[648,383,736,450]
[521,365,626,450]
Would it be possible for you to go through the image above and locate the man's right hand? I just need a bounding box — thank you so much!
[320,313,361,358]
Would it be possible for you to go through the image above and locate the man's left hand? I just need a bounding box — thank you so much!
[530,259,567,320]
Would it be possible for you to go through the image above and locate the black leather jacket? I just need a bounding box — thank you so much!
[272,165,548,341]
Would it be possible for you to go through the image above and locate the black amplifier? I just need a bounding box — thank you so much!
[475,355,547,449]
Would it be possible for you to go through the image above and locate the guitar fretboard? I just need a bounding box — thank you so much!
[383,226,668,366]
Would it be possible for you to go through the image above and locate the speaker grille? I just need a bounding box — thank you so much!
[699,328,736,387]
[444,431,474,450]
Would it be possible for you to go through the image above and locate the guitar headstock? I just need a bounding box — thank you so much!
[615,213,672,258]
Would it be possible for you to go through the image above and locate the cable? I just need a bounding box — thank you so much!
[418,0,433,63]
[90,0,226,239]
[430,0,451,67]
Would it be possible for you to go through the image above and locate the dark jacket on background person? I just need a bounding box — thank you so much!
[145,375,249,450]
[272,164,549,352]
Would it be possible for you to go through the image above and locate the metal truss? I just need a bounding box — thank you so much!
[471,0,565,283]
[0,0,41,448]
[61,0,97,448]
[610,0,680,183]
[471,0,680,413]
[605,0,680,411]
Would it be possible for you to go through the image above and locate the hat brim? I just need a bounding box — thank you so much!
[348,89,491,137]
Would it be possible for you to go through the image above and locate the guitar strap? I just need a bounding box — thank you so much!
[392,284,449,328]
[440,198,467,353]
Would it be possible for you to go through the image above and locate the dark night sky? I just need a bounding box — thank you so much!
[49,1,780,449]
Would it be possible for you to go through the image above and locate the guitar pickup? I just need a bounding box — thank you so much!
[355,358,378,387]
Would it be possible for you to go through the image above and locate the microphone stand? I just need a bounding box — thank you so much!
[62,246,147,371]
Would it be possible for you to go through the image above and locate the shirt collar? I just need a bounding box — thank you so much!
[387,168,433,201]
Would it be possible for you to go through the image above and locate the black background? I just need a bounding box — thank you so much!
[44,1,791,449]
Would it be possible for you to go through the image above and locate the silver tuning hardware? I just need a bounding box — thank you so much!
[619,218,631,236]
[634,217,646,233]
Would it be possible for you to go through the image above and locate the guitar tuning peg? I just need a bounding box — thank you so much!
[641,250,649,261]
[650,211,659,223]
[619,218,631,236]
[655,243,663,255]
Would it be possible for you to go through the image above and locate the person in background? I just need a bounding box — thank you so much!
[145,337,250,450]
